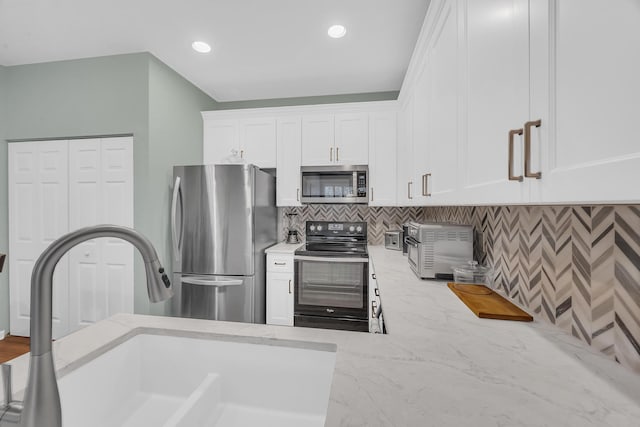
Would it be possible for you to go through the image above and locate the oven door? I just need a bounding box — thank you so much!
[405,236,421,276]
[294,255,369,319]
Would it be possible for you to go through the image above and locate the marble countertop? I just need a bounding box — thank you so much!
[5,246,640,426]
[265,241,304,254]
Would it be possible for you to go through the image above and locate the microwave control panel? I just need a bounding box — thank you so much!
[356,172,367,197]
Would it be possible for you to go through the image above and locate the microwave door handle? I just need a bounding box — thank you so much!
[171,176,182,260]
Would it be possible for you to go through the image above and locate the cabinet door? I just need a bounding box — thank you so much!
[426,0,460,204]
[301,115,334,166]
[368,112,397,206]
[397,96,415,205]
[537,0,640,203]
[276,117,302,206]
[266,271,294,326]
[68,137,134,335]
[239,117,276,168]
[203,119,239,164]
[411,58,430,206]
[9,140,69,339]
[334,113,369,165]
[459,0,530,204]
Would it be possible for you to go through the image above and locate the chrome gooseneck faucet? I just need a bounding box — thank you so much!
[0,225,174,427]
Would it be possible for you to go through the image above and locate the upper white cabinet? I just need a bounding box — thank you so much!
[276,116,302,206]
[301,115,334,166]
[203,117,277,168]
[397,95,415,205]
[368,112,397,206]
[534,0,640,203]
[301,113,369,166]
[458,0,531,205]
[203,102,397,207]
[334,113,369,165]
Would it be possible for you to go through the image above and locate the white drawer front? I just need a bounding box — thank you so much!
[267,255,294,273]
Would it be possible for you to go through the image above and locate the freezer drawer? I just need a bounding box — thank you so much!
[175,274,255,323]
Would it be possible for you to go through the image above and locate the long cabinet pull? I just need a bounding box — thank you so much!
[370,187,374,202]
[422,173,432,197]
[288,279,292,294]
[508,128,524,182]
[330,147,333,162]
[240,150,244,159]
[524,119,542,179]
[336,147,340,162]
[407,181,413,200]
[296,188,300,201]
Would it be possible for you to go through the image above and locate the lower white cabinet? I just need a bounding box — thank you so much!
[266,253,294,326]
[8,137,134,339]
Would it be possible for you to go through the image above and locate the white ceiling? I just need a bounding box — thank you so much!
[0,0,430,102]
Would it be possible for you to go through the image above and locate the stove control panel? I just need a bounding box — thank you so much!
[305,221,367,238]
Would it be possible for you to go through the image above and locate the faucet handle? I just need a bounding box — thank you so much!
[2,364,12,407]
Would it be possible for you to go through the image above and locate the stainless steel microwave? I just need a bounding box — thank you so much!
[300,165,368,204]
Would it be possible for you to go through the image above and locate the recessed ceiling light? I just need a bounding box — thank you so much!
[192,41,211,53]
[327,25,346,39]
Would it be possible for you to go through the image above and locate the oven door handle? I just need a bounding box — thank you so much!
[294,255,369,263]
[405,237,419,248]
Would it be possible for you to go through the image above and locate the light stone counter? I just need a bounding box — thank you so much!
[265,241,304,254]
[4,246,640,426]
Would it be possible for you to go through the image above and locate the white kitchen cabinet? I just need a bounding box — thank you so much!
[458,0,531,205]
[239,117,277,168]
[204,118,276,167]
[276,116,302,206]
[368,112,397,206]
[301,113,369,166]
[397,95,415,205]
[533,0,640,203]
[411,58,430,206]
[301,114,335,166]
[334,113,369,165]
[203,119,238,164]
[425,0,460,205]
[8,137,134,339]
[266,253,294,326]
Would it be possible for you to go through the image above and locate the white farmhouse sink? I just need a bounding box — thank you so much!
[57,333,337,427]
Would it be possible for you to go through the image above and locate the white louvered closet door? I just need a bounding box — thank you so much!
[68,137,134,334]
[9,140,70,339]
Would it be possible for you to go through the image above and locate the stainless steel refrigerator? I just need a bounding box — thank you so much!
[170,164,277,323]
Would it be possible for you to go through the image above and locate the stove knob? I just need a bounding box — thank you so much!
[316,225,323,231]
[356,226,363,233]
[349,226,355,232]
[310,225,316,231]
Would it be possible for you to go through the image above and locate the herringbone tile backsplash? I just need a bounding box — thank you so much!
[280,204,640,373]
[423,205,640,374]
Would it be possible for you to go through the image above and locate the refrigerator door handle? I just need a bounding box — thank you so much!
[171,176,182,261]
[181,277,244,287]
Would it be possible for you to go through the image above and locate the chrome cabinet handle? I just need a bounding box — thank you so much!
[524,119,542,179]
[330,147,333,162]
[336,147,340,162]
[422,173,432,197]
[296,188,300,201]
[2,364,13,408]
[408,181,413,200]
[508,129,524,182]
[288,279,292,294]
[370,187,374,202]
[240,150,244,159]
[274,262,286,266]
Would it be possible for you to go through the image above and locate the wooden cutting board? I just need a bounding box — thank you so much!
[447,283,533,322]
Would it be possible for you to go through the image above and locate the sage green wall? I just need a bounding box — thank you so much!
[145,56,218,315]
[214,91,399,110]
[0,65,8,333]
[0,52,216,328]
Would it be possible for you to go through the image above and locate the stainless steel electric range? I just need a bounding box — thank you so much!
[294,221,369,332]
